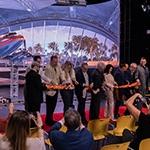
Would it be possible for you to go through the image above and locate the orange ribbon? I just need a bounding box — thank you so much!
[46,84,74,90]
[114,82,141,89]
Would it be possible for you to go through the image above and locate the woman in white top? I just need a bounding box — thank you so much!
[104,64,117,120]
[0,111,45,150]
[60,61,78,113]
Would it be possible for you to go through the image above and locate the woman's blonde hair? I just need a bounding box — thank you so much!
[5,110,30,150]
[62,61,74,79]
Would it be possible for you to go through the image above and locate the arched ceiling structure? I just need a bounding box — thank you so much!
[0,0,119,44]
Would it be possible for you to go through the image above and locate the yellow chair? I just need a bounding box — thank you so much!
[139,138,150,150]
[88,118,110,140]
[101,142,130,150]
[108,115,135,136]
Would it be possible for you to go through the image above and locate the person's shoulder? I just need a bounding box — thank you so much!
[27,137,46,150]
[45,64,51,69]
[137,65,142,70]
[49,130,65,143]
[75,67,82,76]
[50,130,65,137]
[0,136,11,150]
[80,128,93,142]
[92,68,98,75]
[80,128,93,137]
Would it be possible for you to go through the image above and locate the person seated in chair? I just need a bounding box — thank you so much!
[48,108,94,150]
[126,93,150,150]
[0,111,45,150]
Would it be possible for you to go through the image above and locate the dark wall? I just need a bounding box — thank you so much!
[120,0,150,64]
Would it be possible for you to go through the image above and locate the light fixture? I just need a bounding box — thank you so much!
[26,8,32,12]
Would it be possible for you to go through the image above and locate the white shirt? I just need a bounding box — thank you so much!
[83,72,89,86]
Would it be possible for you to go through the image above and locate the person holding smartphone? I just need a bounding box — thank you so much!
[125,93,150,150]
[49,108,94,150]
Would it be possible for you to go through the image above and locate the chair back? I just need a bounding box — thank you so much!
[139,138,150,150]
[113,115,135,136]
[101,142,130,150]
[88,118,110,140]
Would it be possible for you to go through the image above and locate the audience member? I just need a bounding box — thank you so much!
[126,93,150,150]
[49,108,94,150]
[0,111,45,150]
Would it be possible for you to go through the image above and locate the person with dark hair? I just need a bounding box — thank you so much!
[25,55,50,82]
[33,55,42,63]
[60,61,78,113]
[126,93,150,150]
[104,64,117,120]
[24,62,45,112]
[44,55,65,126]
[25,55,42,75]
[0,111,45,150]
[137,57,149,95]
[24,56,50,109]
[125,63,140,96]
[49,109,93,150]
[75,62,91,125]
[90,62,106,120]
[114,63,128,118]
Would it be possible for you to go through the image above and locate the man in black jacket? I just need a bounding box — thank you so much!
[24,62,44,112]
[75,62,91,125]
[90,62,105,120]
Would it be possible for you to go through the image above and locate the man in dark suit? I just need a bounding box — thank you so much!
[137,57,149,95]
[49,109,94,150]
[90,62,105,120]
[24,62,44,112]
[114,63,128,118]
[75,62,91,125]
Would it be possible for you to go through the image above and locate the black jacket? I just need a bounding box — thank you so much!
[49,122,94,150]
[92,69,105,92]
[75,67,91,96]
[24,70,43,104]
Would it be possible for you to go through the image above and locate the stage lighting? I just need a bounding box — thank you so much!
[141,0,150,14]
[54,0,86,6]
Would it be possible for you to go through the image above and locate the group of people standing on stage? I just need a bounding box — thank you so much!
[24,55,149,125]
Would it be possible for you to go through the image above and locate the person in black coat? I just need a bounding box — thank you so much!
[75,62,91,125]
[90,62,106,120]
[24,62,45,113]
[113,63,128,118]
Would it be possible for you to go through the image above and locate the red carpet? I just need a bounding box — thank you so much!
[41,106,148,131]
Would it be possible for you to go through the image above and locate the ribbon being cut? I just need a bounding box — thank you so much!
[114,81,141,89]
[46,83,75,90]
